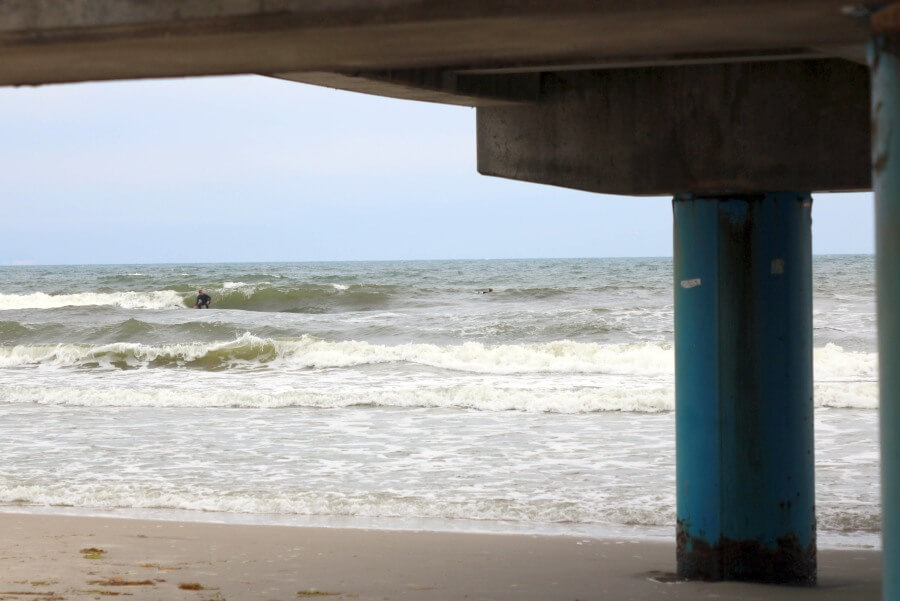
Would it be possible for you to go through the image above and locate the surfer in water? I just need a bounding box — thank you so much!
[195,289,211,309]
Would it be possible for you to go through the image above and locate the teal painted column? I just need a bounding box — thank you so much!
[674,193,815,584]
[871,7,900,599]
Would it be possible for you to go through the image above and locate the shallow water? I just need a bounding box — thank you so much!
[0,257,880,547]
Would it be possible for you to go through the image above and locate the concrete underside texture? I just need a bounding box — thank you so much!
[0,0,874,196]
[0,1,871,87]
[477,60,871,196]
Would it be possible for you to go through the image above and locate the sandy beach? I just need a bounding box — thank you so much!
[0,513,881,601]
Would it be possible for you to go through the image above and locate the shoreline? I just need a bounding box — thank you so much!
[0,505,673,542]
[0,506,880,551]
[0,513,882,601]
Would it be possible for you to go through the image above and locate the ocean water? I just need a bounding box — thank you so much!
[0,257,879,547]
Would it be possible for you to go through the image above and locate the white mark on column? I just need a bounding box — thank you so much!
[680,278,701,289]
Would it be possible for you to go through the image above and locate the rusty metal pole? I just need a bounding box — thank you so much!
[673,193,815,584]
[870,7,900,600]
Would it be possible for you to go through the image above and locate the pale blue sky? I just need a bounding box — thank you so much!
[0,75,874,265]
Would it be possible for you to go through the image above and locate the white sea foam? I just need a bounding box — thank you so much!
[0,338,878,410]
[0,334,675,375]
[0,483,876,537]
[0,482,664,526]
[0,379,878,412]
[279,338,675,375]
[0,335,876,381]
[814,382,879,409]
[0,383,676,413]
[218,281,272,298]
[0,290,184,311]
[814,342,878,379]
[0,258,880,545]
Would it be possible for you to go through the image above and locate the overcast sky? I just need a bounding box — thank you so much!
[0,74,874,265]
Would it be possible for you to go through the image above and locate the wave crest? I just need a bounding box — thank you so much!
[0,337,879,410]
[0,334,674,374]
[0,290,184,311]
[207,284,394,312]
[0,283,398,313]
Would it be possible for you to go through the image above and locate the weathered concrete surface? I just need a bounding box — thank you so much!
[477,60,871,195]
[0,1,870,89]
[275,71,538,107]
[0,1,875,195]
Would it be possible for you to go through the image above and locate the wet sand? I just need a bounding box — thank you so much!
[0,513,881,601]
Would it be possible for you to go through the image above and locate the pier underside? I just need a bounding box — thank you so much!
[0,0,896,595]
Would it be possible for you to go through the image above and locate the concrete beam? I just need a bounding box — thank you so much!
[274,70,538,107]
[0,1,869,89]
[477,59,870,195]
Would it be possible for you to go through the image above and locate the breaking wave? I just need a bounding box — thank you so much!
[0,336,873,376]
[0,336,878,411]
[0,284,400,313]
[0,334,673,374]
[207,284,396,312]
[0,290,185,311]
